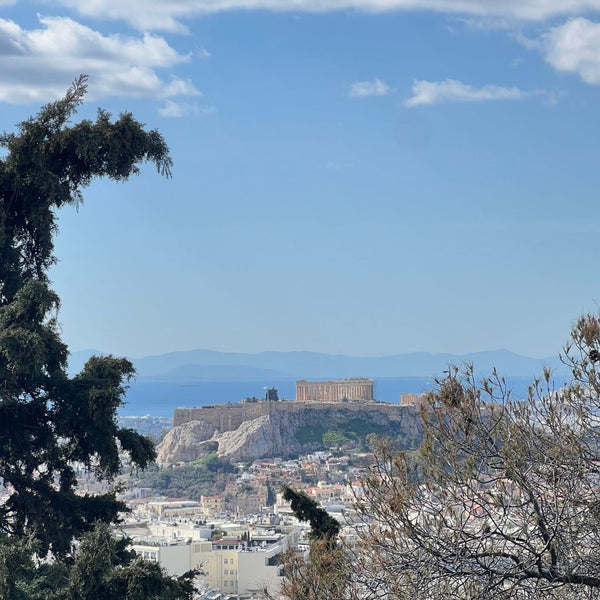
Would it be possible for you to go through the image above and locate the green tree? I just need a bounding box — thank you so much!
[282,485,340,541]
[265,487,363,600]
[0,76,195,598]
[0,523,197,600]
[0,74,167,555]
[63,523,196,600]
[322,429,348,447]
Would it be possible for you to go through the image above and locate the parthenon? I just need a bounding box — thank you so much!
[296,378,375,403]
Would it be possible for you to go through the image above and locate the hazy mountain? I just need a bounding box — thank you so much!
[142,364,291,382]
[68,348,567,380]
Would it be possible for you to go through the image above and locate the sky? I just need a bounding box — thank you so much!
[1,1,600,359]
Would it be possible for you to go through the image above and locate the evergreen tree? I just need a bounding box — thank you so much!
[0,523,197,600]
[0,76,195,598]
[282,485,340,541]
[265,487,356,600]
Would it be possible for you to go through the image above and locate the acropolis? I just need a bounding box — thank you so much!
[295,378,374,403]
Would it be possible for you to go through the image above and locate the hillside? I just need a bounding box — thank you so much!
[157,402,423,464]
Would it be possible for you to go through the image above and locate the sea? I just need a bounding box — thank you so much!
[119,375,540,417]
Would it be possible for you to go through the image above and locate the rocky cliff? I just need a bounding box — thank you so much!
[157,403,422,465]
[156,419,218,464]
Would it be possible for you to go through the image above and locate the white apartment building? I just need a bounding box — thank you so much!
[131,531,291,597]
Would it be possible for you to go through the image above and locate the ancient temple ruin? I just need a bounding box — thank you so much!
[295,378,375,403]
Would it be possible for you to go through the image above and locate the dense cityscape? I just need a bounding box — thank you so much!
[54,380,425,599]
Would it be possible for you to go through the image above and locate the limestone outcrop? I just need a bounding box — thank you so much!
[156,419,218,464]
[157,403,422,465]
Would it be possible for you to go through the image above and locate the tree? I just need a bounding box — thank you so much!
[272,316,600,600]
[262,486,358,600]
[0,76,195,598]
[282,485,340,542]
[322,429,349,447]
[353,314,600,600]
[272,536,355,600]
[0,522,197,600]
[63,522,196,600]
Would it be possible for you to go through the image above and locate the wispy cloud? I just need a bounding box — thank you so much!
[348,78,391,98]
[0,16,201,105]
[405,78,540,106]
[158,99,215,117]
[457,16,513,31]
[54,0,600,31]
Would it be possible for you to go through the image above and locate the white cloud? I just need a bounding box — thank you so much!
[348,78,391,97]
[405,78,536,106]
[158,99,215,117]
[53,0,600,31]
[542,17,600,84]
[158,99,189,117]
[0,15,201,104]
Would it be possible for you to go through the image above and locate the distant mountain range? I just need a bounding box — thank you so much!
[67,348,568,381]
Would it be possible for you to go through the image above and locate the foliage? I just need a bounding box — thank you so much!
[264,488,352,600]
[65,523,196,600]
[0,523,197,600]
[133,459,235,500]
[0,76,196,598]
[295,424,327,445]
[192,451,231,472]
[282,485,340,541]
[344,418,389,439]
[296,417,412,450]
[275,316,600,600]
[268,484,395,600]
[0,74,171,555]
[267,539,356,600]
[351,315,600,599]
[322,429,349,446]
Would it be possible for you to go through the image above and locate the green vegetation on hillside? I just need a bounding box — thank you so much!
[295,424,327,445]
[296,416,413,449]
[134,457,235,500]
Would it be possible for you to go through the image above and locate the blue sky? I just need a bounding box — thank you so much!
[2,1,600,359]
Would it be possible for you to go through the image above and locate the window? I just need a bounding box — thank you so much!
[224,558,229,564]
